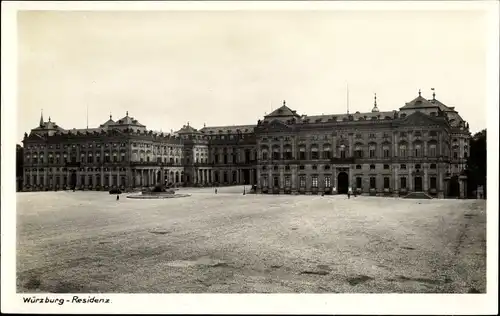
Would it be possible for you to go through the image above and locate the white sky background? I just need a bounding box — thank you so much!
[18,10,488,141]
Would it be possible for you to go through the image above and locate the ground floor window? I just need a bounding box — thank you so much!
[263,176,268,187]
[40,176,44,186]
[430,177,437,189]
[56,176,60,186]
[312,176,318,188]
[273,176,279,187]
[105,176,110,186]
[400,177,407,189]
[63,176,67,186]
[80,175,85,186]
[121,176,126,186]
[285,176,291,187]
[384,177,390,189]
[299,176,306,188]
[356,177,362,189]
[88,175,93,186]
[96,175,100,185]
[370,177,376,189]
[325,176,331,188]
[112,175,117,186]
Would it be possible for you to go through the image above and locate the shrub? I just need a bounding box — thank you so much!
[152,185,165,192]
[109,187,122,194]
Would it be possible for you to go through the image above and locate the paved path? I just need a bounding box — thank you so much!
[16,191,486,293]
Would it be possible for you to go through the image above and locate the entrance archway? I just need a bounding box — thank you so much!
[337,172,349,194]
[448,176,460,197]
[414,176,423,192]
[243,169,250,185]
[70,170,77,189]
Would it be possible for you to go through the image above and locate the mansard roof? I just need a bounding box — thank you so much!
[305,110,396,123]
[200,124,256,134]
[396,110,447,127]
[400,95,438,110]
[176,124,200,134]
[264,102,301,118]
[99,118,116,128]
[114,113,145,127]
[428,98,456,112]
[30,117,66,134]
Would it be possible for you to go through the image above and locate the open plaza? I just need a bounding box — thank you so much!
[16,186,486,293]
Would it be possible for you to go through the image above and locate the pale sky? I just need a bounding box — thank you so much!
[17,9,489,142]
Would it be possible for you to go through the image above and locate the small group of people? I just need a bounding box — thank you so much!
[347,187,357,199]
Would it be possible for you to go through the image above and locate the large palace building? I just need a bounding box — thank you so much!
[21,91,471,198]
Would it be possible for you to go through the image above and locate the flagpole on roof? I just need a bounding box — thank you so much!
[346,83,350,115]
[86,101,89,130]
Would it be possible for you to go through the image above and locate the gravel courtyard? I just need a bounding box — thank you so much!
[16,186,486,293]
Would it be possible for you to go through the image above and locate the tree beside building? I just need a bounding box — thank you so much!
[16,144,24,191]
[466,129,486,198]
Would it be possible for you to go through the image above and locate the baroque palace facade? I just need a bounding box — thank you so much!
[21,91,471,198]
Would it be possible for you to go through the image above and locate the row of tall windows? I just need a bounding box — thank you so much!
[263,176,438,190]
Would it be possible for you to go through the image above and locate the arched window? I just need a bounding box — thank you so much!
[414,143,422,157]
[284,145,292,160]
[299,146,306,160]
[310,145,319,159]
[272,145,280,160]
[339,145,346,158]
[369,144,377,158]
[399,144,407,157]
[354,145,363,158]
[322,144,331,159]
[261,145,269,160]
[429,143,437,157]
[383,145,390,158]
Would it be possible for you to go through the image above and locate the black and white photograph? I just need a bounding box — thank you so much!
[1,1,498,314]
